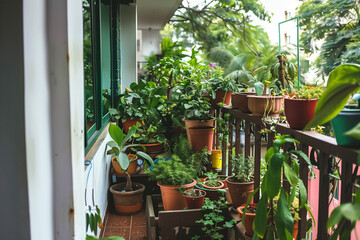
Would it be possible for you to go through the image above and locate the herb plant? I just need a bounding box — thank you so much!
[231,154,254,183]
[146,155,196,186]
[291,85,323,99]
[193,197,237,240]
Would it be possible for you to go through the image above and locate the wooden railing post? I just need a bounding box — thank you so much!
[298,143,309,239]
[227,116,234,176]
[317,151,330,240]
[254,124,262,203]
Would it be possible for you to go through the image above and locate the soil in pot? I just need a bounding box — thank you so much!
[226,176,254,208]
[231,92,255,113]
[110,182,145,215]
[188,126,214,153]
[158,179,197,210]
[197,180,224,201]
[183,189,206,209]
[247,95,284,117]
[284,98,317,129]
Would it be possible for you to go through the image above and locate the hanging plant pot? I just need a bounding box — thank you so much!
[122,119,142,133]
[110,182,145,214]
[284,98,318,129]
[211,90,233,105]
[112,154,139,175]
[231,92,255,113]
[183,189,206,209]
[225,176,254,208]
[331,106,360,147]
[184,119,215,145]
[158,179,197,210]
[188,126,215,153]
[247,95,284,117]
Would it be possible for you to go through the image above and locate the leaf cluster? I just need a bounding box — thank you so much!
[292,85,324,99]
[230,154,254,183]
[146,155,196,186]
[86,205,103,236]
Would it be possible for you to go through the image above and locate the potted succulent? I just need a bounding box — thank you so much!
[225,154,254,208]
[181,188,207,209]
[247,54,297,117]
[146,155,197,210]
[106,124,154,214]
[284,85,324,129]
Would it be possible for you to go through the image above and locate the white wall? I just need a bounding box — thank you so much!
[120,4,138,90]
[140,29,161,62]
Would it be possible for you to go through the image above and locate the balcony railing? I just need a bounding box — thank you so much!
[214,105,359,240]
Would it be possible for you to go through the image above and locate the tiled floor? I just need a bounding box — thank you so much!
[102,208,147,240]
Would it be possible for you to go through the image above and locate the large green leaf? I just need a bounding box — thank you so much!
[254,192,268,238]
[117,152,130,170]
[254,82,264,96]
[275,189,294,240]
[283,162,299,186]
[109,124,125,146]
[136,151,154,165]
[267,153,284,199]
[345,122,360,140]
[304,64,360,129]
[298,180,307,209]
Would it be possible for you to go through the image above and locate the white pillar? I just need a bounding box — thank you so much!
[120,3,138,91]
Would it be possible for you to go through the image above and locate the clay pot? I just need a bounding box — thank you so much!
[158,179,197,210]
[183,189,206,209]
[110,182,145,214]
[184,119,215,145]
[112,154,139,175]
[231,92,255,113]
[247,95,284,117]
[211,90,233,105]
[188,126,214,153]
[202,180,225,201]
[226,176,254,208]
[122,119,142,133]
[284,98,317,129]
[237,204,257,237]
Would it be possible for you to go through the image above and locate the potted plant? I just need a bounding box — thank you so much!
[106,124,154,214]
[196,172,225,201]
[284,85,323,129]
[247,54,297,117]
[146,155,197,210]
[241,134,314,239]
[207,63,239,105]
[225,154,254,208]
[181,188,207,209]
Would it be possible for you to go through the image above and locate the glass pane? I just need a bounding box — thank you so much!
[83,0,95,131]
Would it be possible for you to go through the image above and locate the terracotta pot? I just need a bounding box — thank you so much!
[184,119,215,145]
[211,90,233,105]
[158,179,197,210]
[226,176,254,208]
[140,142,164,153]
[237,204,257,237]
[247,95,284,117]
[201,180,224,201]
[188,126,214,153]
[122,119,142,133]
[231,92,255,113]
[183,189,206,209]
[112,154,138,175]
[110,182,145,214]
[284,98,318,129]
[293,221,299,240]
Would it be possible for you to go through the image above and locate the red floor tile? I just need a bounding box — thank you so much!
[130,226,147,240]
[103,227,130,239]
[106,212,132,228]
[131,210,146,227]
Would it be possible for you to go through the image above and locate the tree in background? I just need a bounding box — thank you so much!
[170,0,272,57]
[297,0,360,76]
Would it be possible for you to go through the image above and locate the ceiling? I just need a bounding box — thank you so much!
[137,0,183,30]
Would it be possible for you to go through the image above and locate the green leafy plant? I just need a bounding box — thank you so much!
[207,63,239,93]
[106,124,153,191]
[244,134,315,239]
[86,205,103,236]
[146,155,196,186]
[193,197,237,240]
[230,154,254,183]
[179,188,206,197]
[290,85,324,99]
[203,172,222,187]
